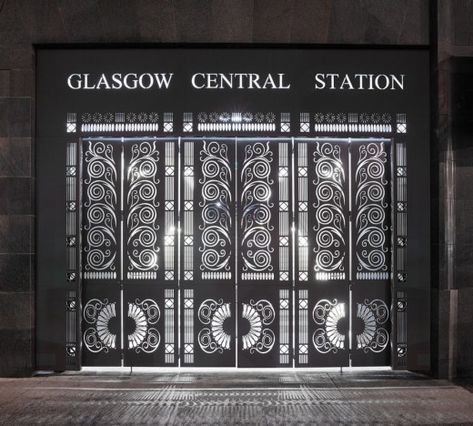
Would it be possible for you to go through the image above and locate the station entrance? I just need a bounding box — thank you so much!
[79,137,391,367]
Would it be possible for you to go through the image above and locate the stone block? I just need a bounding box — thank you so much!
[0,137,32,177]
[210,0,253,42]
[10,70,35,98]
[0,329,33,377]
[253,0,292,42]
[0,177,33,215]
[0,215,33,254]
[57,0,104,41]
[290,0,331,43]
[0,99,8,138]
[95,0,141,41]
[0,292,33,331]
[136,0,177,42]
[327,0,368,44]
[457,287,473,377]
[174,0,213,42]
[0,253,32,293]
[8,98,31,138]
[0,70,10,97]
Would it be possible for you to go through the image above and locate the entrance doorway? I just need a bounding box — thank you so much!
[80,137,391,368]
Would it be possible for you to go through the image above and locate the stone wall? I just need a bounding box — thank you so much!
[3,0,470,378]
[434,0,473,379]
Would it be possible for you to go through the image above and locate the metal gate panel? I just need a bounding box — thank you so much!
[237,286,291,367]
[181,284,235,367]
[351,141,391,282]
[82,286,122,366]
[81,139,122,366]
[351,282,390,366]
[124,287,177,366]
[236,138,292,367]
[82,138,178,367]
[181,138,236,285]
[180,138,236,366]
[296,285,349,367]
[350,140,391,366]
[295,139,350,367]
[123,139,178,285]
[122,138,178,366]
[237,139,292,285]
[295,139,350,284]
[82,140,121,281]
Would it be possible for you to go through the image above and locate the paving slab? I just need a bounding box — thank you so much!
[0,370,472,425]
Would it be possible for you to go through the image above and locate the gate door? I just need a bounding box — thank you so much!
[81,138,178,366]
[236,139,292,367]
[295,138,391,367]
[180,138,292,367]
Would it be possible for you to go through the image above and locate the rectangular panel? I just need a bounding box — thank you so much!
[82,139,121,280]
[181,138,236,285]
[181,285,235,367]
[295,138,350,285]
[123,138,178,285]
[351,140,391,281]
[296,284,349,367]
[238,286,292,367]
[81,285,122,366]
[237,138,292,285]
[124,286,177,366]
[351,282,391,366]
[81,139,122,366]
[350,139,392,367]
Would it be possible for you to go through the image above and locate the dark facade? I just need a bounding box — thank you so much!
[0,0,471,379]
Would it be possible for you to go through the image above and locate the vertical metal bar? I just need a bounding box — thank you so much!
[291,137,296,368]
[77,139,83,369]
[120,138,125,366]
[234,136,238,367]
[177,136,182,367]
[348,138,353,363]
[391,137,397,369]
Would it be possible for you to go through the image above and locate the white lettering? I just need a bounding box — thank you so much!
[153,73,173,89]
[314,73,325,89]
[67,73,82,90]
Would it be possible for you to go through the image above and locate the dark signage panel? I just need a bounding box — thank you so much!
[36,47,430,371]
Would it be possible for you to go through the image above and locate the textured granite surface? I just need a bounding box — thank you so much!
[2,370,473,424]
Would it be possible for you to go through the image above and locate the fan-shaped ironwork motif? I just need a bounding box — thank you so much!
[198,298,232,354]
[241,299,275,354]
[312,299,346,354]
[83,298,117,353]
[356,298,389,353]
[127,299,160,353]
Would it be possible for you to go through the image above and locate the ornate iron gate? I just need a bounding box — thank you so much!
[295,138,391,367]
[81,138,178,366]
[81,137,390,367]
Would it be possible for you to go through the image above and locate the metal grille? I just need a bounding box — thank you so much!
[78,137,393,368]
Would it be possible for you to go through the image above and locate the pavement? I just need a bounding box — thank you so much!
[1,369,473,425]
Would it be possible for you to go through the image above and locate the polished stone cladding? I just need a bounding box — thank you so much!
[0,0,472,379]
[1,370,473,424]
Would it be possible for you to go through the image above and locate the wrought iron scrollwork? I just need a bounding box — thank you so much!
[83,298,117,353]
[312,143,346,280]
[126,141,160,278]
[127,298,161,353]
[83,142,118,278]
[312,299,346,354]
[241,142,275,279]
[354,143,389,279]
[242,299,275,354]
[198,141,232,278]
[197,298,232,354]
[356,298,389,353]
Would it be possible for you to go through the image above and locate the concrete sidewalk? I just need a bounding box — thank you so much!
[0,370,472,425]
